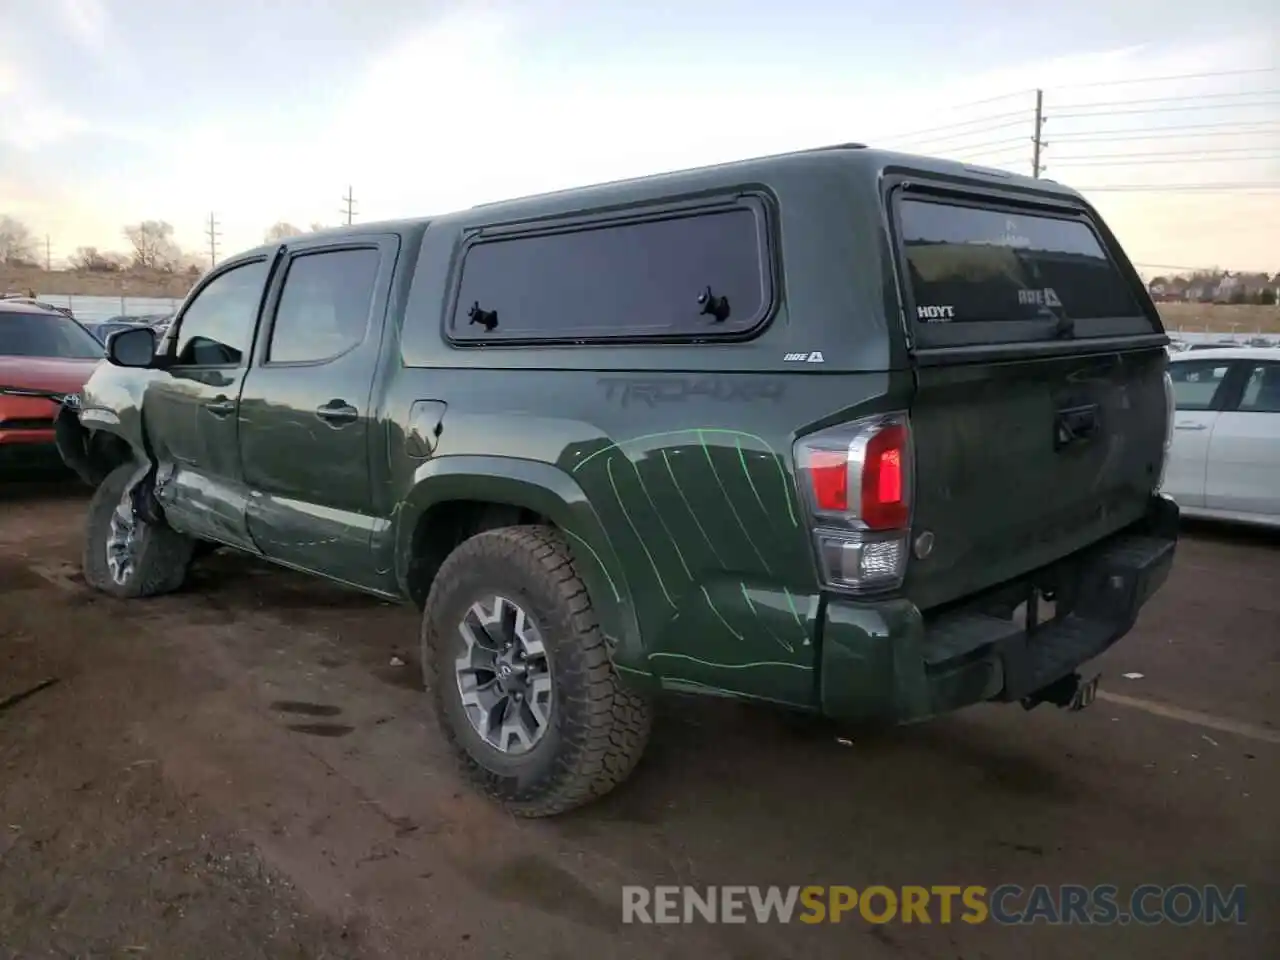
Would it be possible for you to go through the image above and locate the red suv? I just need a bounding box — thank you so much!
[0,300,103,473]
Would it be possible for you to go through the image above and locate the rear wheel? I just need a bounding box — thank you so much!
[421,525,652,817]
[82,463,195,598]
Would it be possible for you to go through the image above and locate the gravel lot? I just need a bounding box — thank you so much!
[1,478,1276,959]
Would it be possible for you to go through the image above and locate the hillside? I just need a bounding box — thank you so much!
[1,265,194,299]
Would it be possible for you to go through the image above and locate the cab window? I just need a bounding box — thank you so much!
[173,259,270,366]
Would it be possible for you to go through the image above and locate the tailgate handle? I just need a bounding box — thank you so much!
[1054,404,1100,451]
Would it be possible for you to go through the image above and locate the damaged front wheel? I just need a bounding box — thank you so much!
[82,463,195,598]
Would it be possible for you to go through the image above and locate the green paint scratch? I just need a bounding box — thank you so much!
[629,456,692,581]
[648,652,812,671]
[701,585,743,641]
[562,528,622,602]
[740,582,795,654]
[662,448,725,566]
[607,457,675,610]
[571,427,799,528]
[698,429,773,575]
[736,439,775,529]
[782,587,805,631]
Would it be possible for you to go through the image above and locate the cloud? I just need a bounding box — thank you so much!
[57,0,110,55]
[9,6,1276,270]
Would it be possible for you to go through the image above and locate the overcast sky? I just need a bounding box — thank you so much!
[1,0,1277,273]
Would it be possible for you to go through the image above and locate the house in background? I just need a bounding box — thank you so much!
[1148,276,1190,302]
[1215,272,1273,303]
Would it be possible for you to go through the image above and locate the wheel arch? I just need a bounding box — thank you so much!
[394,455,654,688]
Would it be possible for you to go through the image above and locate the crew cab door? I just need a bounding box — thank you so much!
[1162,357,1233,508]
[1204,359,1280,520]
[238,235,399,591]
[146,255,274,549]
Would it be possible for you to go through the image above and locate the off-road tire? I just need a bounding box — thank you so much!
[82,463,195,599]
[422,525,652,817]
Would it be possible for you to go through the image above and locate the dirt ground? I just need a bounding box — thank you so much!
[1,479,1276,959]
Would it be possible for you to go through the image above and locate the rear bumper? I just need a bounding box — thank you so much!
[818,494,1178,723]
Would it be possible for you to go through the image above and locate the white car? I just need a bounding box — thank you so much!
[1161,346,1280,529]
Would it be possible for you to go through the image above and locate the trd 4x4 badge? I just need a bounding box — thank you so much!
[783,351,825,363]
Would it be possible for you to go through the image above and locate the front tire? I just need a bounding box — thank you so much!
[82,463,195,598]
[422,525,652,817]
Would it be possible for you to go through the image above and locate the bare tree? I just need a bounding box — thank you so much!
[68,246,123,272]
[309,222,326,232]
[123,220,182,271]
[0,214,37,265]
[264,221,303,243]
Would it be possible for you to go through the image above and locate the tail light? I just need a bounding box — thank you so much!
[794,412,913,594]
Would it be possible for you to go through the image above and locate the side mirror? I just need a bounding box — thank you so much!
[106,326,157,368]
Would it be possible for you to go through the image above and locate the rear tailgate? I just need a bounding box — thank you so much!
[890,184,1170,611]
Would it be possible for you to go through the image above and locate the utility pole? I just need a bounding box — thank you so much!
[1031,88,1046,178]
[206,212,221,267]
[341,185,357,225]
[44,235,52,271]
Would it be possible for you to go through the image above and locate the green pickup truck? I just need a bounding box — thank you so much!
[56,144,1179,816]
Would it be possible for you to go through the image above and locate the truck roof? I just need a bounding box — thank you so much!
[233,143,1081,261]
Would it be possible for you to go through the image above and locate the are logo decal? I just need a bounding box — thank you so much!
[784,352,825,363]
[1018,287,1063,307]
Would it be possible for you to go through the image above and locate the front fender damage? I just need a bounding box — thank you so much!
[54,363,157,485]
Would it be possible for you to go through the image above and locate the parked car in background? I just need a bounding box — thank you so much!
[1162,347,1280,529]
[0,295,76,319]
[0,300,104,473]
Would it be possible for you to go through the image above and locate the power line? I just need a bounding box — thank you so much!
[877,108,1031,145]
[1051,99,1280,119]
[1049,89,1280,110]
[1055,156,1280,168]
[939,89,1034,111]
[341,186,357,225]
[885,122,1032,153]
[954,147,1032,164]
[1134,262,1225,272]
[914,134,1027,154]
[1074,181,1280,192]
[1047,66,1278,92]
[1050,123,1280,143]
[1051,147,1280,162]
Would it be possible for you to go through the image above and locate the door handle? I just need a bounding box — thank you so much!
[1174,422,1207,431]
[204,395,235,417]
[316,399,358,425]
[1054,403,1100,451]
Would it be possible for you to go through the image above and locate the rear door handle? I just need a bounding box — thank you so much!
[1175,422,1207,431]
[316,399,358,425]
[1054,403,1100,451]
[204,395,236,417]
